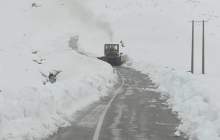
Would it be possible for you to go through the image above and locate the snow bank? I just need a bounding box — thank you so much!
[129,61,220,140]
[0,0,117,140]
[0,45,116,140]
[0,44,117,140]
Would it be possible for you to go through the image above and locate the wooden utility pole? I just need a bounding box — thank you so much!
[191,20,195,74]
[202,20,205,74]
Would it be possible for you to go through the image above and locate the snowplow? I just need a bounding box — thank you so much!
[98,43,125,66]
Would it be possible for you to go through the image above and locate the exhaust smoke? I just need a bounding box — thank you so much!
[64,0,113,41]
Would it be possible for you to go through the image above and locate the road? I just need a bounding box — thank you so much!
[47,67,186,140]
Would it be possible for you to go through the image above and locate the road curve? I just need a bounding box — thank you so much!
[47,67,187,140]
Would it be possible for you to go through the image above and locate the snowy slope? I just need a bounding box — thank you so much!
[0,0,117,140]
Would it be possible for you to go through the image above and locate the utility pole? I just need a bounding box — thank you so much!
[202,20,205,74]
[190,20,207,74]
[191,20,195,74]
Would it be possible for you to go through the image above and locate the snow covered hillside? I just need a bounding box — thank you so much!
[0,0,116,140]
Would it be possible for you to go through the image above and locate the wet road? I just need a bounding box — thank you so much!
[47,67,186,140]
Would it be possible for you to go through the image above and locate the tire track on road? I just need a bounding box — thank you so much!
[92,71,125,140]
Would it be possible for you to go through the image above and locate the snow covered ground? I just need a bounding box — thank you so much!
[0,0,117,140]
[128,61,220,140]
[0,50,116,140]
[1,0,220,140]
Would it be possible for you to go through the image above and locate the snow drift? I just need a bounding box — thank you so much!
[0,50,116,140]
[129,61,220,140]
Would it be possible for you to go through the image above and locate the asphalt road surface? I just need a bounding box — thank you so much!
[47,67,186,140]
